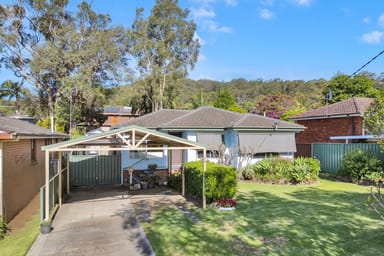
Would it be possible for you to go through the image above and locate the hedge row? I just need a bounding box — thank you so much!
[169,161,238,204]
[242,157,320,184]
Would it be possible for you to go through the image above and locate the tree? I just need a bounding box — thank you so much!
[252,93,302,119]
[129,0,200,112]
[0,1,129,132]
[325,73,378,104]
[0,80,27,113]
[364,96,384,136]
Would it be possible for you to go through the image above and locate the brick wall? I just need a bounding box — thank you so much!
[295,116,364,144]
[2,139,46,222]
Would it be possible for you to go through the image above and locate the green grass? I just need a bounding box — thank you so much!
[141,179,384,256]
[0,211,40,256]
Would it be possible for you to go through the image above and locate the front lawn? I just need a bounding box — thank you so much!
[0,211,40,256]
[140,180,384,256]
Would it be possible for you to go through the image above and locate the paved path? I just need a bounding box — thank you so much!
[27,187,154,256]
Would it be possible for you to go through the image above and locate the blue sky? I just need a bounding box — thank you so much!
[2,0,384,82]
[84,0,384,81]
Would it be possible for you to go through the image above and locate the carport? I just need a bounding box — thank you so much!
[41,125,207,222]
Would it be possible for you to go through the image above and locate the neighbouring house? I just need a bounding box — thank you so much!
[113,106,304,173]
[0,116,68,222]
[101,106,140,131]
[290,97,374,156]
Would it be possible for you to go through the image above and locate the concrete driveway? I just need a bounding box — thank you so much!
[27,186,154,256]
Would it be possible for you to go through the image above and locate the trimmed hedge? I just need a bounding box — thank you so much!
[243,157,320,184]
[169,161,238,204]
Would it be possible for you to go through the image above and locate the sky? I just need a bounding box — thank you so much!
[2,0,384,82]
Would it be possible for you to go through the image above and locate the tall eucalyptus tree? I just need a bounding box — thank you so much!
[0,1,129,132]
[129,0,200,112]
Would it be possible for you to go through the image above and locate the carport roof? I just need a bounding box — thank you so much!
[41,125,206,152]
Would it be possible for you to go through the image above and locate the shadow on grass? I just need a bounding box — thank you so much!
[143,183,384,256]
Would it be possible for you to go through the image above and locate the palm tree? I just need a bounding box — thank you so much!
[0,80,26,113]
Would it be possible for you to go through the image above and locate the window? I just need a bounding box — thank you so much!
[31,139,37,163]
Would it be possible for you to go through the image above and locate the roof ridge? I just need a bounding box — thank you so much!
[160,109,192,126]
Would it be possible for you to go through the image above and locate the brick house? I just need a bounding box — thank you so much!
[101,106,140,130]
[290,97,374,156]
[0,116,67,222]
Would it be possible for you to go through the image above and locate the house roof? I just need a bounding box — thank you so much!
[0,116,68,139]
[114,107,304,131]
[42,125,205,152]
[290,97,374,121]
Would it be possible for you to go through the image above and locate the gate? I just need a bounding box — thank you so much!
[70,154,121,186]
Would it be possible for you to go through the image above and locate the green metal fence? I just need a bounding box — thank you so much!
[70,155,121,186]
[40,168,67,223]
[312,143,384,173]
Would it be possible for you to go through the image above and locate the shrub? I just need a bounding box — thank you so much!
[171,161,237,204]
[0,216,8,239]
[242,167,255,180]
[251,157,320,184]
[169,172,182,192]
[290,157,320,183]
[340,150,383,182]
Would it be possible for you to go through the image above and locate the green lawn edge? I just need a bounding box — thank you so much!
[0,211,40,256]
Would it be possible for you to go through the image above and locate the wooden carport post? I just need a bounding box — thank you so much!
[66,152,70,194]
[44,151,50,221]
[182,149,185,196]
[202,148,206,209]
[58,153,62,207]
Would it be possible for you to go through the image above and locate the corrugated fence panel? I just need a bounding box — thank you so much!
[312,143,384,174]
[70,155,121,186]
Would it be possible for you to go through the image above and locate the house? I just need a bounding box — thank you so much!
[0,116,68,222]
[290,97,374,156]
[102,106,140,130]
[113,106,304,172]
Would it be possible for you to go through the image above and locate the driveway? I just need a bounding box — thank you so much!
[27,186,154,256]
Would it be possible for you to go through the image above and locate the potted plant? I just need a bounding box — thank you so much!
[216,199,237,211]
[40,220,52,234]
[148,163,157,171]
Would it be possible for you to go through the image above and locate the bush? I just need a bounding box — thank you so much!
[340,150,383,182]
[250,157,320,184]
[290,157,320,183]
[169,172,182,192]
[242,167,255,180]
[169,161,238,204]
[0,216,8,239]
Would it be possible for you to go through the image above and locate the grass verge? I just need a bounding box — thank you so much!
[139,179,384,256]
[0,211,40,256]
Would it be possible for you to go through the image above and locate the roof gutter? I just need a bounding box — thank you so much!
[291,113,363,121]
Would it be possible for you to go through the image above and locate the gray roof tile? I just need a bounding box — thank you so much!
[0,116,67,137]
[114,107,304,130]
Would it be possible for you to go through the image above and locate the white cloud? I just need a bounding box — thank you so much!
[198,53,207,62]
[260,0,275,6]
[260,9,275,20]
[225,0,238,6]
[191,7,216,19]
[363,16,371,24]
[194,32,206,46]
[361,30,384,44]
[204,20,233,33]
[294,0,312,6]
[379,13,384,27]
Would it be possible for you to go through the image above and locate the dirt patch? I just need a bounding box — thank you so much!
[7,193,39,233]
